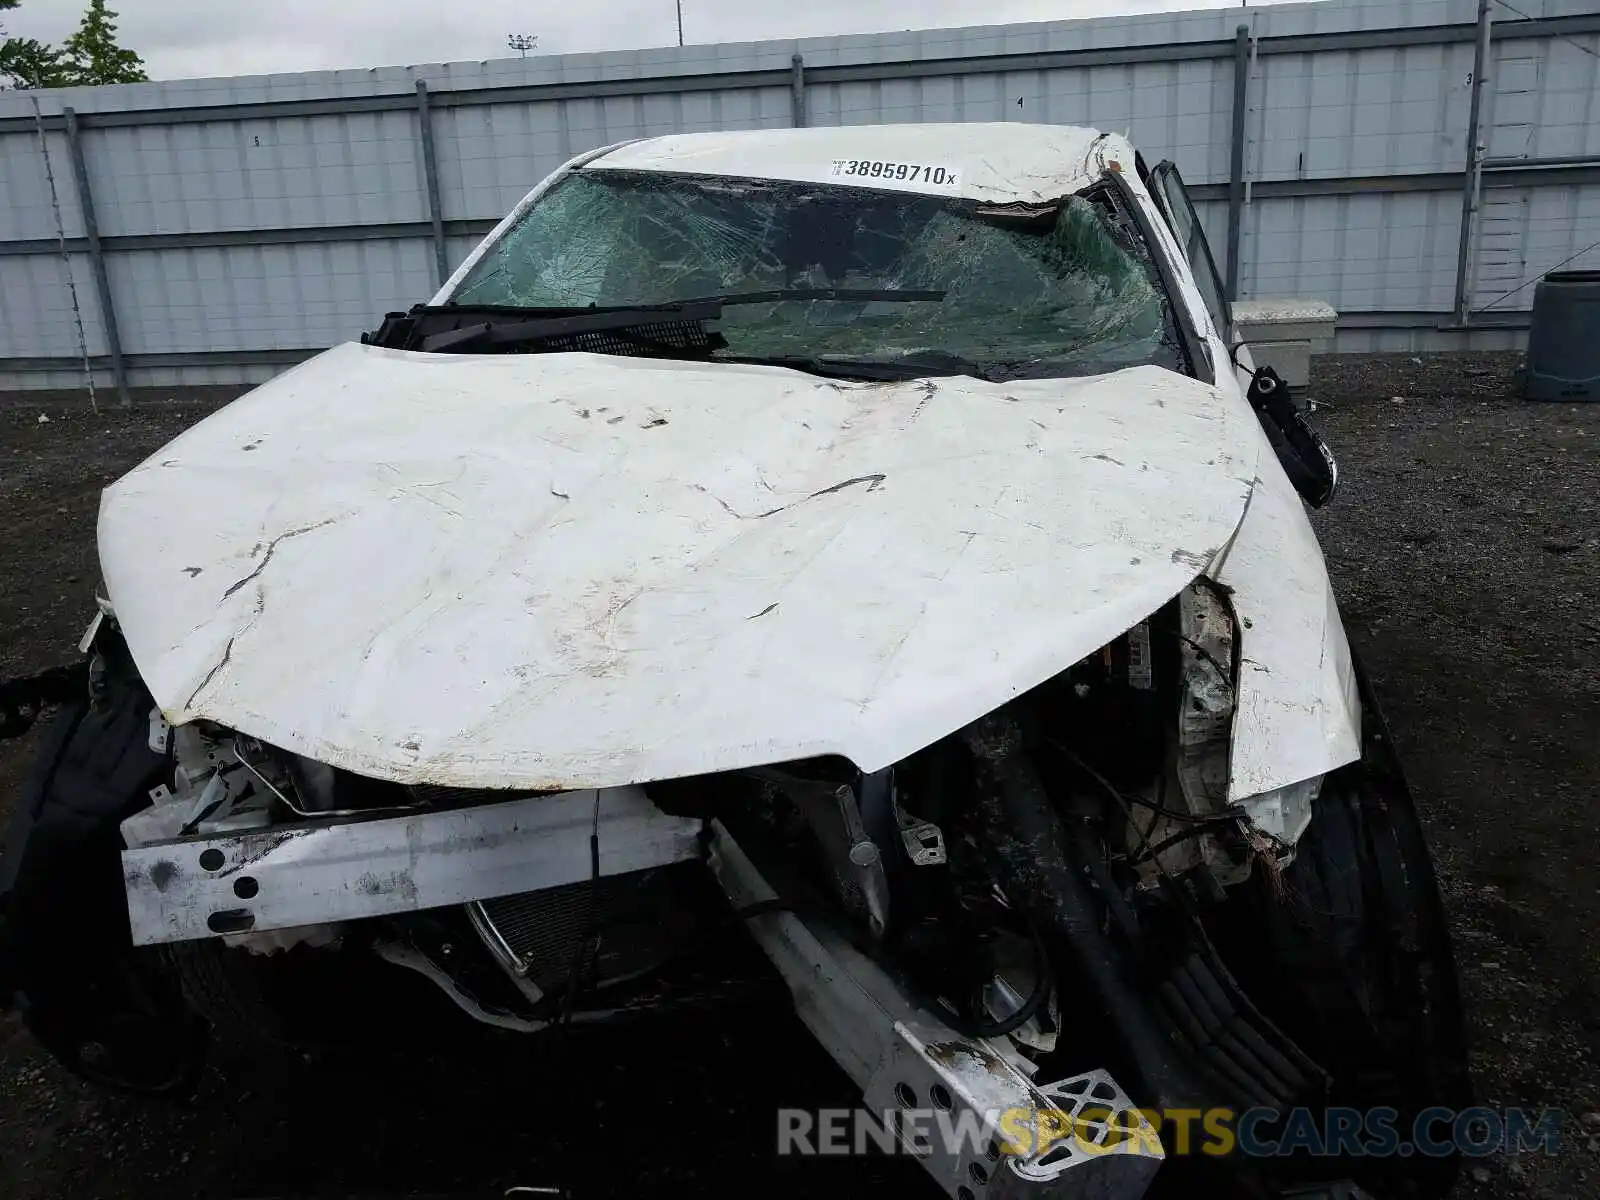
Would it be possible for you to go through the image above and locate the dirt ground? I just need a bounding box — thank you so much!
[0,352,1596,1199]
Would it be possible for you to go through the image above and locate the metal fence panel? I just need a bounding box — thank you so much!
[104,239,437,354]
[1250,42,1477,180]
[0,129,85,242]
[1471,180,1600,309]
[77,110,430,238]
[0,252,106,357]
[1245,190,1464,311]
[1484,36,1600,160]
[806,58,1235,183]
[2,0,1598,391]
[430,85,794,223]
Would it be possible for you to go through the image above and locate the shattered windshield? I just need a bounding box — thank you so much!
[450,169,1183,380]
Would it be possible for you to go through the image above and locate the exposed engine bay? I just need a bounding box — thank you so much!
[46,575,1468,1200]
[121,579,1272,979]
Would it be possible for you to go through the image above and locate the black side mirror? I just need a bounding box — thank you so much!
[1246,367,1339,508]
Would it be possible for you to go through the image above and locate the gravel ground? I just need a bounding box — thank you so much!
[0,352,1597,1199]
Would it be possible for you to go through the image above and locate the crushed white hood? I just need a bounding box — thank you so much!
[99,342,1261,790]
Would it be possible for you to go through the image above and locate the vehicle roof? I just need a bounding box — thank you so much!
[584,123,1133,205]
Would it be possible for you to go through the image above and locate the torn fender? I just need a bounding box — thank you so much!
[1209,420,1362,802]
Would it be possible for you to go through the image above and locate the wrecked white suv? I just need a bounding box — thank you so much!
[0,124,1469,1200]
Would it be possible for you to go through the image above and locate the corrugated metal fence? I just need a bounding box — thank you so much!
[3,0,1600,398]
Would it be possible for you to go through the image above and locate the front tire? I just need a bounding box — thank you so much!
[2,659,208,1095]
[1214,660,1473,1199]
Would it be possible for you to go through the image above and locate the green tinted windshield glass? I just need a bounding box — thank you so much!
[451,170,1182,379]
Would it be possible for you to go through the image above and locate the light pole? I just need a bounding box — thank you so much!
[676,1,684,46]
[507,33,538,59]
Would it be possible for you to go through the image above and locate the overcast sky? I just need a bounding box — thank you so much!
[5,0,1281,80]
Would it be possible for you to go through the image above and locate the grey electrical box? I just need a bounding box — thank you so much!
[1525,271,1600,401]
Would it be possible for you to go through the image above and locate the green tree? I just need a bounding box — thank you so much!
[0,35,69,89]
[1,0,67,90]
[60,0,146,85]
[1,0,147,90]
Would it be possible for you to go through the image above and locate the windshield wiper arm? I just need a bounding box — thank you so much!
[381,290,947,354]
[367,300,706,352]
[413,290,945,353]
[419,301,723,353]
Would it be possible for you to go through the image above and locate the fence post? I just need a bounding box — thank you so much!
[1225,24,1250,302]
[791,54,807,128]
[1454,0,1494,326]
[62,107,130,407]
[416,80,450,288]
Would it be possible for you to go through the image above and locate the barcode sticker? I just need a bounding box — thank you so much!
[829,159,964,190]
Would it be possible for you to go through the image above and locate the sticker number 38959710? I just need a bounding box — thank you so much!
[830,159,963,189]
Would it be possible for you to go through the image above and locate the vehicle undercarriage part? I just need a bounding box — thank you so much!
[469,863,711,1001]
[1124,581,1247,884]
[751,765,894,937]
[707,818,1164,1200]
[374,939,549,1033]
[120,785,703,946]
[124,715,423,850]
[961,710,1327,1116]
